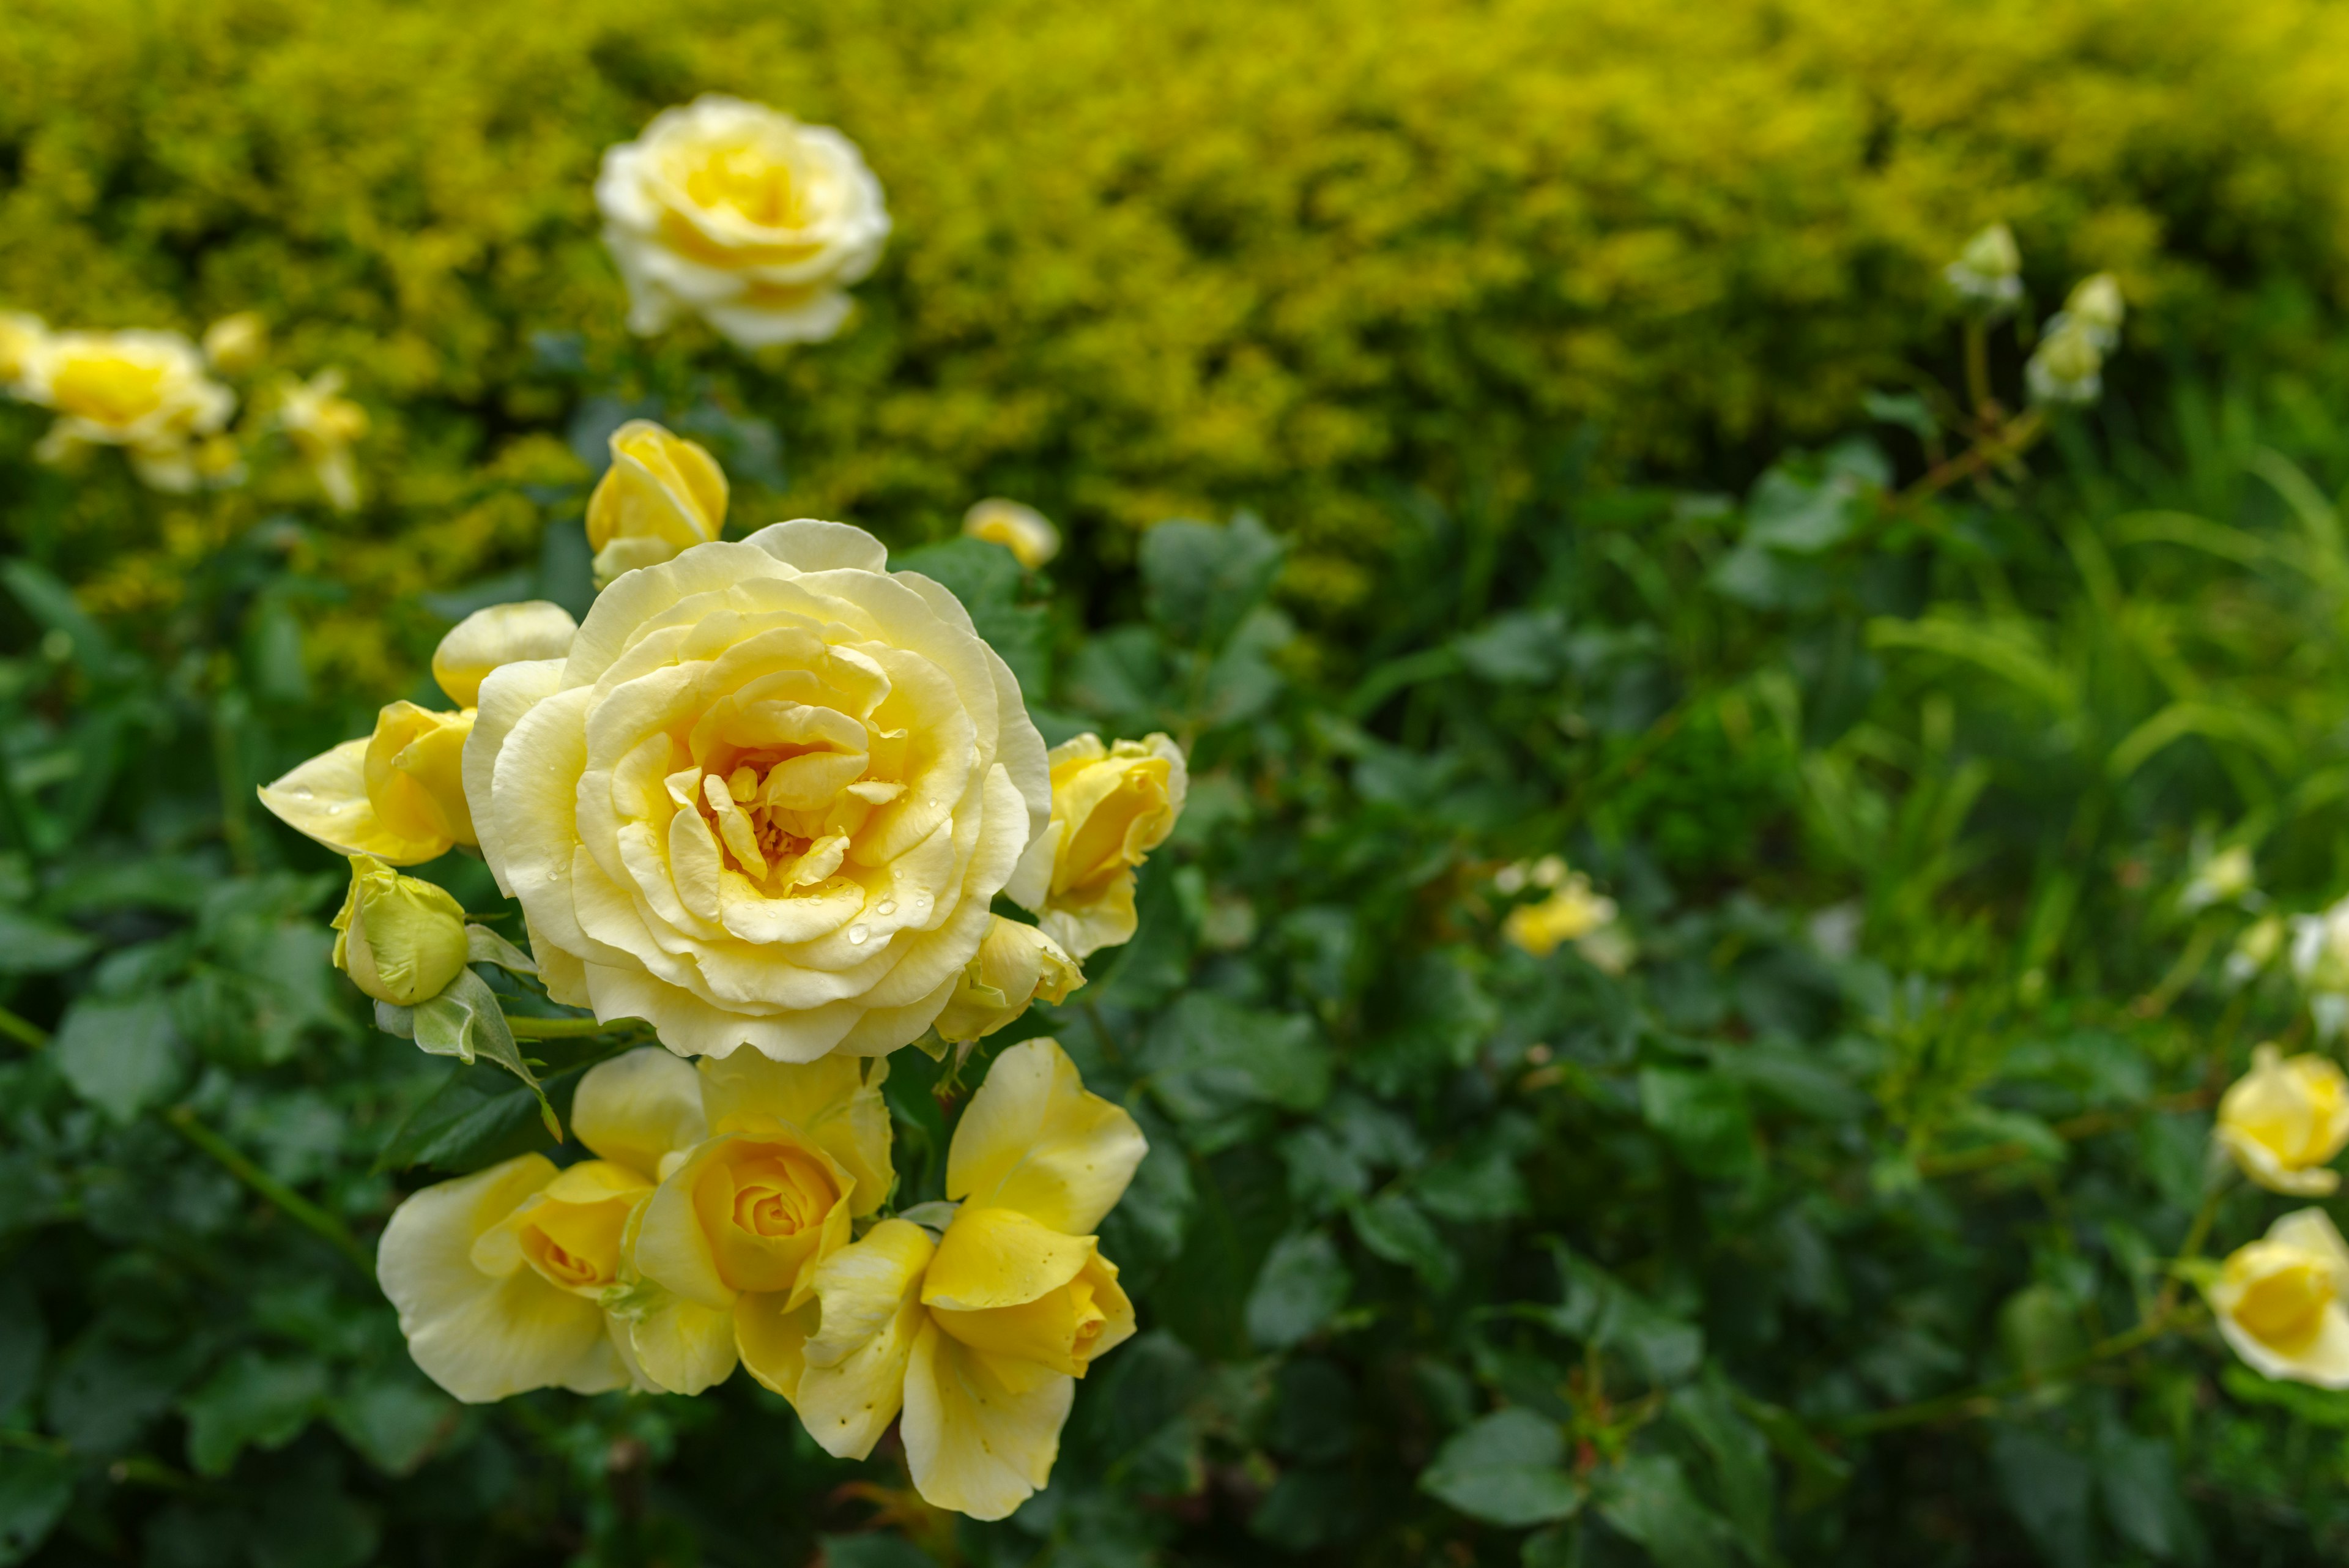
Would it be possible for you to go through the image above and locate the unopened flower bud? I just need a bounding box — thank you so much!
[2065,273,2124,349]
[1945,223,2022,311]
[934,916,1083,1044]
[201,312,268,374]
[2026,316,2104,406]
[962,498,1061,570]
[333,855,469,1006]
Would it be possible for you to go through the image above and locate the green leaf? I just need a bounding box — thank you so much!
[327,1373,461,1477]
[1990,1426,2093,1568]
[43,1331,203,1455]
[1140,512,1285,649]
[1098,1102,1193,1271]
[1545,1245,1704,1387]
[1420,1408,1584,1528]
[2095,1419,2200,1564]
[180,1350,328,1477]
[376,1055,589,1175]
[1638,1066,1757,1180]
[409,970,557,1137]
[1668,1370,1774,1561]
[1743,466,1863,555]
[1352,1192,1457,1292]
[53,994,186,1123]
[0,905,94,974]
[0,1446,73,1567]
[1245,1229,1353,1350]
[0,1275,46,1417]
[1597,1454,1731,1568]
[1457,608,1569,685]
[1143,993,1329,1127]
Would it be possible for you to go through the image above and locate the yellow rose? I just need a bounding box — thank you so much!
[463,519,1048,1061]
[2216,1044,2349,1195]
[587,420,729,589]
[596,95,891,350]
[276,368,368,511]
[431,600,580,708]
[0,312,46,387]
[933,916,1084,1046]
[619,1049,894,1395]
[2209,1208,2349,1389]
[376,1047,711,1402]
[781,1038,1146,1520]
[1006,734,1187,959]
[962,499,1061,570]
[1502,871,1620,959]
[17,329,236,492]
[200,311,268,374]
[332,855,469,1006]
[259,701,476,864]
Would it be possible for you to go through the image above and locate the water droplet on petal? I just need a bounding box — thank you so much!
[324,804,341,814]
[877,900,896,916]
[848,924,869,945]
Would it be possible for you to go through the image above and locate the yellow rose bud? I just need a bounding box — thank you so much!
[1502,871,1619,959]
[431,600,580,707]
[585,419,729,588]
[332,855,470,1006]
[200,311,268,374]
[17,329,236,492]
[1007,734,1187,959]
[596,95,891,349]
[0,311,46,387]
[258,700,477,865]
[2216,1044,2349,1195]
[2209,1209,2349,1388]
[962,499,1061,570]
[276,368,368,511]
[934,916,1083,1045]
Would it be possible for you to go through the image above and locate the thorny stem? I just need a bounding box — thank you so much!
[164,1104,374,1277]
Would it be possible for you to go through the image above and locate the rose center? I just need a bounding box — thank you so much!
[2238,1258,2334,1348]
[53,354,168,426]
[684,143,806,229]
[729,1151,836,1238]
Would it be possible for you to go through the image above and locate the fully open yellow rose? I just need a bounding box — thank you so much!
[2217,1044,2349,1195]
[587,419,729,588]
[2210,1208,2349,1389]
[17,329,236,491]
[376,1047,710,1401]
[781,1038,1146,1519]
[1007,734,1186,959]
[464,519,1047,1061]
[596,95,891,349]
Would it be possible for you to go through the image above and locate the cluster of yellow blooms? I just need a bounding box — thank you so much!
[2210,1046,2349,1388]
[0,308,368,509]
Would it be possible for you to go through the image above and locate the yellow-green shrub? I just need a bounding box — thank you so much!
[6,0,2349,677]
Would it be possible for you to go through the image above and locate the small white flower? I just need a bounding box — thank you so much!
[1945,223,2022,312]
[2183,844,2257,913]
[2065,273,2124,350]
[2026,314,2104,407]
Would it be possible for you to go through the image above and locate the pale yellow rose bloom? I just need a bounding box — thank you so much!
[376,1048,711,1402]
[431,600,581,708]
[962,499,1061,570]
[461,519,1048,1062]
[2208,1208,2349,1389]
[1502,872,1620,959]
[276,368,368,511]
[332,855,469,1006]
[933,916,1084,1046]
[17,329,236,492]
[1006,734,1187,960]
[200,312,268,374]
[781,1038,1146,1520]
[259,700,476,865]
[596,95,891,350]
[2216,1044,2349,1195]
[587,420,729,589]
[621,1050,894,1397]
[0,312,46,388]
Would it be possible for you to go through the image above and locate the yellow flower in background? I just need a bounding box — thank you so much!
[276,368,368,511]
[597,95,891,350]
[429,600,579,708]
[782,1038,1146,1520]
[1945,222,2021,311]
[962,499,1061,570]
[259,700,477,864]
[2216,1044,2349,1195]
[200,311,267,374]
[620,1050,894,1396]
[462,519,1047,1061]
[377,1048,711,1402]
[1503,871,1620,958]
[933,915,1084,1046]
[586,419,729,589]
[2209,1208,2349,1389]
[0,312,46,387]
[16,329,235,491]
[1006,734,1186,959]
[332,855,469,1006]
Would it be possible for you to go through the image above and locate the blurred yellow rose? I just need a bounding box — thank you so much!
[200,311,268,374]
[463,519,1047,1061]
[597,95,891,350]
[0,312,46,387]
[276,368,368,511]
[962,499,1061,570]
[780,1038,1146,1519]
[1007,734,1186,959]
[332,855,469,1006]
[17,329,235,491]
[587,419,728,589]
[259,700,476,864]
[377,1048,711,1402]
[2216,1044,2349,1195]
[430,600,579,708]
[933,915,1083,1046]
[2209,1208,2349,1389]
[1503,872,1619,958]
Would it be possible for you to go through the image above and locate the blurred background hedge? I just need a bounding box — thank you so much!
[9,0,2349,678]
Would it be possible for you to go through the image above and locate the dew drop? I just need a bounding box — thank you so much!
[877,899,897,916]
[847,924,870,945]
[324,804,341,814]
